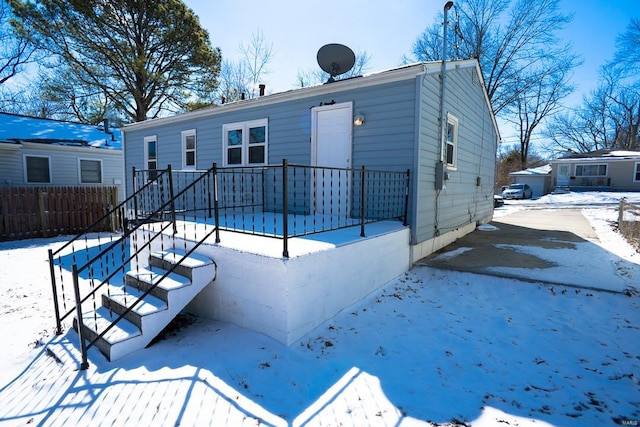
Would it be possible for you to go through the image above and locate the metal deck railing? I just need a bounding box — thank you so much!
[49,159,410,369]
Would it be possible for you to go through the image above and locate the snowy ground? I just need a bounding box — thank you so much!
[0,192,639,426]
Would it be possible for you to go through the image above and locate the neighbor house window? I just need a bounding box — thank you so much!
[24,155,51,183]
[144,135,157,180]
[182,129,196,170]
[78,159,102,183]
[634,163,640,182]
[223,119,268,166]
[575,164,607,177]
[445,114,458,169]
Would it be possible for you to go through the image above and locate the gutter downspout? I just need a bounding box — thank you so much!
[438,1,454,166]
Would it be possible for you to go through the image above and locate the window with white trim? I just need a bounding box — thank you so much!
[634,162,640,182]
[24,155,51,183]
[79,159,102,183]
[182,129,196,169]
[223,119,268,166]
[575,164,607,177]
[445,114,458,169]
[144,135,157,180]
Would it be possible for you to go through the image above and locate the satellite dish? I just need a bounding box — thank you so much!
[317,44,356,82]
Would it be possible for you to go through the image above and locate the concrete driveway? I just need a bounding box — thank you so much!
[418,209,638,295]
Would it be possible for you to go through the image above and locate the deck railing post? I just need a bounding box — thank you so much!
[282,159,289,258]
[72,264,89,370]
[48,249,63,335]
[404,169,410,227]
[207,168,213,218]
[213,163,221,243]
[360,166,366,237]
[167,165,177,235]
[132,166,138,222]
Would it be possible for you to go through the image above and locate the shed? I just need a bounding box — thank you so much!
[509,164,552,198]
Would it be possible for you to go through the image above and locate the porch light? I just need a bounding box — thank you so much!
[354,114,365,126]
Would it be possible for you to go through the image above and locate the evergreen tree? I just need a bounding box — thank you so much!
[9,0,221,122]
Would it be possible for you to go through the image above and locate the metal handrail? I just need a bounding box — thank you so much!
[72,164,218,369]
[48,168,171,334]
[54,159,409,369]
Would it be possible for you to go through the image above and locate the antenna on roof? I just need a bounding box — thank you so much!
[317,43,355,83]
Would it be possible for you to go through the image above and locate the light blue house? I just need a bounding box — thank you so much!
[122,59,500,260]
[49,59,500,364]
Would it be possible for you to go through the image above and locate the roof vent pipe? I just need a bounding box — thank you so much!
[259,84,266,96]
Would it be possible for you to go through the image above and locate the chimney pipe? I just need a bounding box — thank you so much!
[259,84,266,96]
[241,92,245,100]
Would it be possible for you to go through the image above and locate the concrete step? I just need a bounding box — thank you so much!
[75,249,216,362]
[75,306,141,361]
[124,267,191,301]
[101,284,168,329]
[149,249,216,281]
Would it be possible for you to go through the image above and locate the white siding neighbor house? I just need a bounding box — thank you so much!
[549,149,640,192]
[0,113,124,199]
[114,59,500,348]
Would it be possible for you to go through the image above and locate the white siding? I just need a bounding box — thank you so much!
[0,143,124,200]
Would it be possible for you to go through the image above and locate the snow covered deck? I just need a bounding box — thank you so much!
[138,217,411,345]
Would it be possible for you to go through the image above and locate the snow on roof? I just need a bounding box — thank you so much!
[607,150,640,157]
[0,112,121,150]
[509,164,551,176]
[553,149,640,160]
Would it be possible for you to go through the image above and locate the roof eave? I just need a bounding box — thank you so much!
[122,60,483,133]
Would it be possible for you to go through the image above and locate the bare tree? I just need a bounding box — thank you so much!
[239,29,274,98]
[412,0,578,165]
[612,18,640,78]
[504,54,577,165]
[215,59,251,103]
[545,20,640,154]
[412,0,573,116]
[213,30,274,103]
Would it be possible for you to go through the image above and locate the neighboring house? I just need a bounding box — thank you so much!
[549,149,640,192]
[73,58,500,354]
[0,113,124,199]
[509,164,552,198]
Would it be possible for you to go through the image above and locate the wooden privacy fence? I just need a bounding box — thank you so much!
[618,198,640,252]
[0,186,119,241]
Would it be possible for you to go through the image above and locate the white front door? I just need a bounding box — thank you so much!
[557,164,571,187]
[311,103,353,214]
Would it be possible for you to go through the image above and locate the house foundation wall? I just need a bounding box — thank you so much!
[184,227,411,345]
[409,213,492,264]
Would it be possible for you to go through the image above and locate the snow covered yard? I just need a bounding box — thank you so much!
[0,192,639,426]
